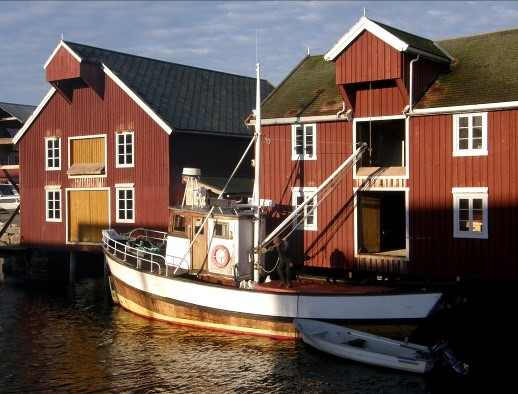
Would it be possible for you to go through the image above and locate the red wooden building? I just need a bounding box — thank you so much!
[255,17,518,283]
[14,41,274,253]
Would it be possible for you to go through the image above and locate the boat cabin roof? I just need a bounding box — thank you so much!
[169,199,256,218]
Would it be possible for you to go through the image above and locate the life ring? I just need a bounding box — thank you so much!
[211,245,230,268]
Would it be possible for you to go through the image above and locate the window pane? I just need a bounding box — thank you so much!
[295,127,304,154]
[459,220,469,231]
[305,126,314,155]
[472,126,483,149]
[174,215,185,232]
[459,140,469,150]
[459,117,468,128]
[472,198,482,210]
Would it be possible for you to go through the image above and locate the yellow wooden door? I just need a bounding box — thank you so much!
[361,196,381,253]
[68,190,109,243]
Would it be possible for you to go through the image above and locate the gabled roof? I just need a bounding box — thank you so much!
[416,28,518,109]
[261,19,517,118]
[325,16,450,63]
[0,102,36,123]
[260,55,342,120]
[15,41,274,143]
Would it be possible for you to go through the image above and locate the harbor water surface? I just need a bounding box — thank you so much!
[0,260,513,393]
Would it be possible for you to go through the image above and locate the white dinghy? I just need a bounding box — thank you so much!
[294,318,468,375]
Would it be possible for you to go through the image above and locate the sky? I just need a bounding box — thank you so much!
[1,1,517,106]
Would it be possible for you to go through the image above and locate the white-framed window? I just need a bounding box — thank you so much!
[452,187,488,239]
[45,188,62,222]
[116,131,134,167]
[292,124,316,160]
[45,137,61,170]
[292,187,317,231]
[453,113,487,156]
[116,186,135,223]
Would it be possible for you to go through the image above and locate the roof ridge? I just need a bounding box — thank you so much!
[436,27,518,43]
[63,40,266,83]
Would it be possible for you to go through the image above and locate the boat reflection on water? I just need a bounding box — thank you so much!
[2,273,477,393]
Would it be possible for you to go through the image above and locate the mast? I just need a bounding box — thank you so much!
[253,62,261,283]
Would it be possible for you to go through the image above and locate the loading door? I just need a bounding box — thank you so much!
[360,195,381,253]
[68,190,109,243]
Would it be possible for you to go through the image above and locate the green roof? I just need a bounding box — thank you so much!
[416,28,518,108]
[260,25,518,116]
[261,55,342,119]
[372,19,450,61]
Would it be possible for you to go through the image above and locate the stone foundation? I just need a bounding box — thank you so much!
[0,221,20,246]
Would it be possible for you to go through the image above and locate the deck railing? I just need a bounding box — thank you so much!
[101,228,188,276]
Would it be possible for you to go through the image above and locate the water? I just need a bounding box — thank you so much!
[0,264,512,393]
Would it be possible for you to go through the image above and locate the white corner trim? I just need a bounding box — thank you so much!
[43,41,82,70]
[13,87,56,144]
[325,17,408,61]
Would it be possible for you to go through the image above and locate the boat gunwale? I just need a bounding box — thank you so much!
[103,243,441,298]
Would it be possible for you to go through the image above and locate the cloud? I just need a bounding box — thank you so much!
[1,1,517,105]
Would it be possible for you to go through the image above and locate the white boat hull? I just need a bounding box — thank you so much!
[104,249,443,340]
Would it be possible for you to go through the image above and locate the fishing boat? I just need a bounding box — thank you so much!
[293,318,469,375]
[102,64,443,340]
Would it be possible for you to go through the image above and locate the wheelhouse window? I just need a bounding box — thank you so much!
[214,222,229,239]
[194,217,205,235]
[170,213,186,236]
[292,187,317,231]
[46,188,61,222]
[116,130,134,167]
[116,187,134,223]
[292,124,316,160]
[452,187,488,239]
[46,137,61,170]
[453,113,487,156]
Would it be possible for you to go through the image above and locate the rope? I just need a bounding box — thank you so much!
[279,151,364,240]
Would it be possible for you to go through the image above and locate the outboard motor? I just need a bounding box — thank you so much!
[431,341,469,376]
